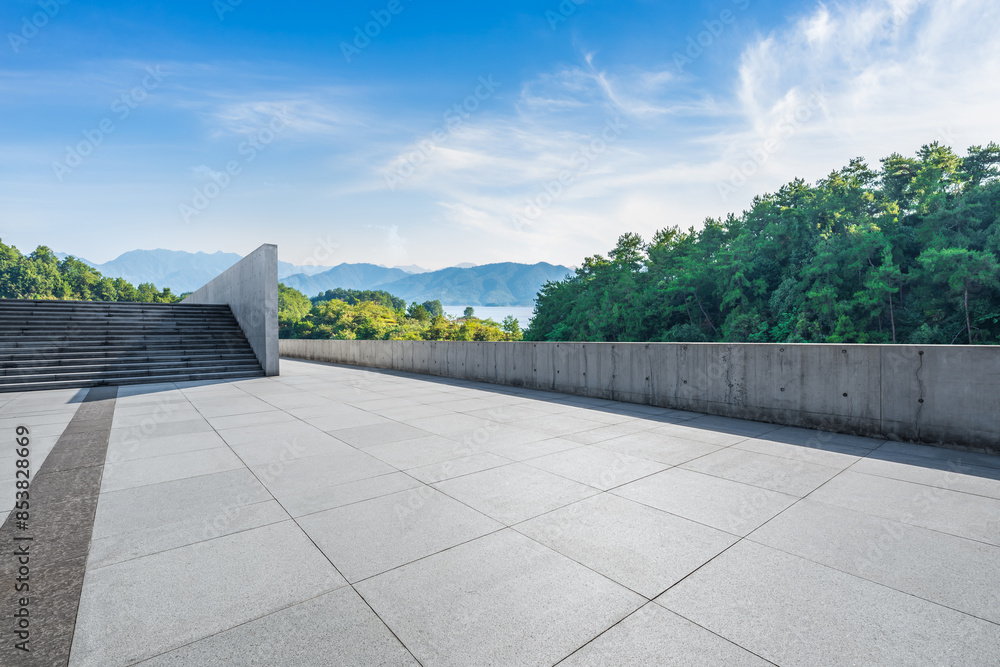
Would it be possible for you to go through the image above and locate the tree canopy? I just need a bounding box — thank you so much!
[279,285,522,342]
[527,142,1000,345]
[310,288,407,310]
[0,240,178,302]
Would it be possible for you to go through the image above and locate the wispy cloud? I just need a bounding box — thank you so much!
[334,0,1000,264]
[205,94,358,138]
[3,0,998,268]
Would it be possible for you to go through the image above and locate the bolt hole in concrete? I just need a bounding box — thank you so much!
[843,393,848,397]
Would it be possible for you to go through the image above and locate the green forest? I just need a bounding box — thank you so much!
[279,284,523,341]
[7,141,999,346]
[0,241,179,302]
[526,142,1000,345]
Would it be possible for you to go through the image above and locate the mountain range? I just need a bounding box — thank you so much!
[281,262,571,306]
[56,249,336,292]
[57,249,571,306]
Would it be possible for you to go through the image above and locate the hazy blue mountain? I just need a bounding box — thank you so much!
[374,262,571,306]
[54,251,96,265]
[276,261,335,278]
[282,262,570,306]
[279,263,412,295]
[55,249,335,292]
[55,248,568,306]
[90,250,242,293]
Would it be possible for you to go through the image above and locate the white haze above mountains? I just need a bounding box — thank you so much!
[56,249,570,307]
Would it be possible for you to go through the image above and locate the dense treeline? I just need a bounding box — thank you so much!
[310,288,407,310]
[527,143,1000,345]
[0,241,179,302]
[279,284,522,341]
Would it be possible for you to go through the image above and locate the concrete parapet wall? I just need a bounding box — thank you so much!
[185,244,279,375]
[280,339,1000,452]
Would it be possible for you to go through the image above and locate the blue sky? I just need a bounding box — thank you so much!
[1,0,997,269]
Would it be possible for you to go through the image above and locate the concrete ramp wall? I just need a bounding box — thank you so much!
[280,340,1000,452]
[185,244,279,376]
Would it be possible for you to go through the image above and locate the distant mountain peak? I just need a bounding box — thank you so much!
[54,248,569,307]
[390,264,426,274]
[281,261,572,306]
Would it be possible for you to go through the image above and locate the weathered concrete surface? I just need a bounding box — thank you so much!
[185,244,279,376]
[279,340,1000,452]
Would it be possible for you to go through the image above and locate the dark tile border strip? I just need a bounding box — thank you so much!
[0,386,117,666]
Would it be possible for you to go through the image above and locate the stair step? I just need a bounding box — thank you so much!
[0,343,253,363]
[0,353,258,368]
[0,361,263,382]
[0,314,238,320]
[0,298,227,307]
[1,358,260,376]
[0,299,265,392]
[0,309,230,316]
[0,324,242,340]
[0,332,242,340]
[0,319,235,327]
[0,369,267,393]
[0,361,262,381]
[0,342,252,360]
[0,334,250,344]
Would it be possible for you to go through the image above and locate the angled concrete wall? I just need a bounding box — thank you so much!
[279,339,1000,452]
[185,244,279,376]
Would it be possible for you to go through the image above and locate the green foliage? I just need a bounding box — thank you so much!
[280,293,522,342]
[0,240,178,302]
[310,288,406,310]
[406,302,431,323]
[421,300,444,318]
[527,143,1000,345]
[501,315,523,341]
[278,284,312,328]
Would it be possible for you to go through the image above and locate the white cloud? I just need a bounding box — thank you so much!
[5,1,998,269]
[190,164,224,181]
[357,0,1000,265]
[364,224,409,265]
[208,96,352,138]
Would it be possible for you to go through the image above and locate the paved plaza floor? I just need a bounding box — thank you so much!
[2,358,1000,665]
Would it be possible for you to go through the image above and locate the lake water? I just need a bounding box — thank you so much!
[442,305,536,328]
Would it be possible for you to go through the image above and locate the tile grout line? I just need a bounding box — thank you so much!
[724,439,1000,624]
[178,378,429,667]
[548,436,900,663]
[651,438,1000,648]
[101,381,365,665]
[191,365,1000,662]
[549,599,780,667]
[737,531,1000,628]
[231,371,669,659]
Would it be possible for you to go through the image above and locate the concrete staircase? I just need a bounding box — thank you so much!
[0,299,265,392]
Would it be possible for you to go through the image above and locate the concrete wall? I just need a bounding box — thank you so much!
[280,339,1000,452]
[185,244,279,376]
